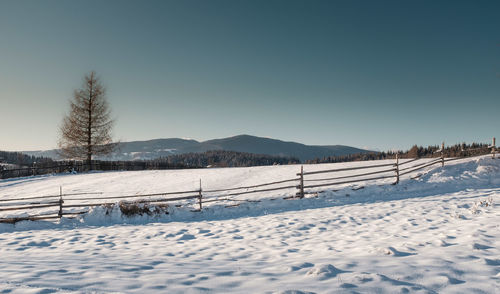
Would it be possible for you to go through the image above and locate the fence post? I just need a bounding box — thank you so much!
[395,153,400,184]
[441,141,445,167]
[58,186,64,218]
[198,179,202,211]
[299,165,304,198]
[492,137,496,159]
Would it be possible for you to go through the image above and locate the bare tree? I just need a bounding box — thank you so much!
[58,71,115,166]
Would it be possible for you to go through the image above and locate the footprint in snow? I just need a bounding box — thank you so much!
[430,275,466,286]
[278,291,316,294]
[178,234,196,241]
[214,271,235,277]
[485,258,500,266]
[175,229,188,235]
[433,239,455,247]
[340,283,358,289]
[289,262,314,272]
[25,241,52,247]
[381,247,416,257]
[472,243,493,250]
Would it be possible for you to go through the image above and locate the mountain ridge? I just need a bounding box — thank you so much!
[22,134,373,162]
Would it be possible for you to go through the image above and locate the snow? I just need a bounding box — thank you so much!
[154,148,177,153]
[0,163,18,169]
[0,156,499,293]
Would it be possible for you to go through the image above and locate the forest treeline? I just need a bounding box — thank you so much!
[154,150,300,168]
[0,151,53,167]
[306,142,492,164]
[0,142,493,170]
[0,150,300,169]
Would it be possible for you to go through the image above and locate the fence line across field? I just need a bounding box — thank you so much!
[63,195,200,209]
[0,138,497,224]
[398,158,443,172]
[0,200,61,208]
[203,177,300,193]
[302,175,397,190]
[299,162,395,176]
[303,167,397,183]
[0,202,61,212]
[0,161,200,180]
[397,157,421,166]
[399,159,447,176]
[205,184,297,198]
[0,192,103,202]
[66,189,201,201]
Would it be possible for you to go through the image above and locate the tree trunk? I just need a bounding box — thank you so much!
[87,72,94,170]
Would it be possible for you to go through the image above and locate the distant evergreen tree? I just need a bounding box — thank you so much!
[58,71,116,165]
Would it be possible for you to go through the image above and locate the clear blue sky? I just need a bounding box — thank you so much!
[0,0,498,151]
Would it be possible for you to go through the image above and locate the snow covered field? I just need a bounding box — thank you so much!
[0,156,499,293]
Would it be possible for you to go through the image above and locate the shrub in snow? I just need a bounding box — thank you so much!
[470,196,494,214]
[98,202,170,217]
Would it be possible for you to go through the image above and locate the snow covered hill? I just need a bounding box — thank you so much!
[0,156,499,293]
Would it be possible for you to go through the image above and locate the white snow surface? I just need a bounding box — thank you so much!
[0,156,499,293]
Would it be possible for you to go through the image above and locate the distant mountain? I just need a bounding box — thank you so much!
[203,135,370,161]
[23,134,372,162]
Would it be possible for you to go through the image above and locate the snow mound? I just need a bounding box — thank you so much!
[306,264,347,280]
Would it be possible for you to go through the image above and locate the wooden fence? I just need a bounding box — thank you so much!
[0,139,497,224]
[0,160,194,180]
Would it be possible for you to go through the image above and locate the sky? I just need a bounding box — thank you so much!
[0,0,498,152]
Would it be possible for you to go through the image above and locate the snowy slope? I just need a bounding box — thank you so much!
[0,156,499,293]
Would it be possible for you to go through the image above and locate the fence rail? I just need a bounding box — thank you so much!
[303,167,397,183]
[399,158,443,173]
[399,159,443,176]
[300,162,395,176]
[203,178,300,193]
[205,184,297,198]
[397,157,421,166]
[302,175,397,190]
[0,192,103,202]
[0,160,198,180]
[1,138,497,224]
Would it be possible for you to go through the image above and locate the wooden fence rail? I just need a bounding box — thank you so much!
[203,177,300,193]
[0,202,60,212]
[302,175,397,190]
[397,157,421,166]
[205,184,297,198]
[66,190,201,201]
[1,138,497,224]
[0,200,60,207]
[399,159,445,176]
[0,160,198,180]
[0,192,103,202]
[399,158,443,172]
[303,167,397,183]
[63,195,200,209]
[300,162,395,176]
